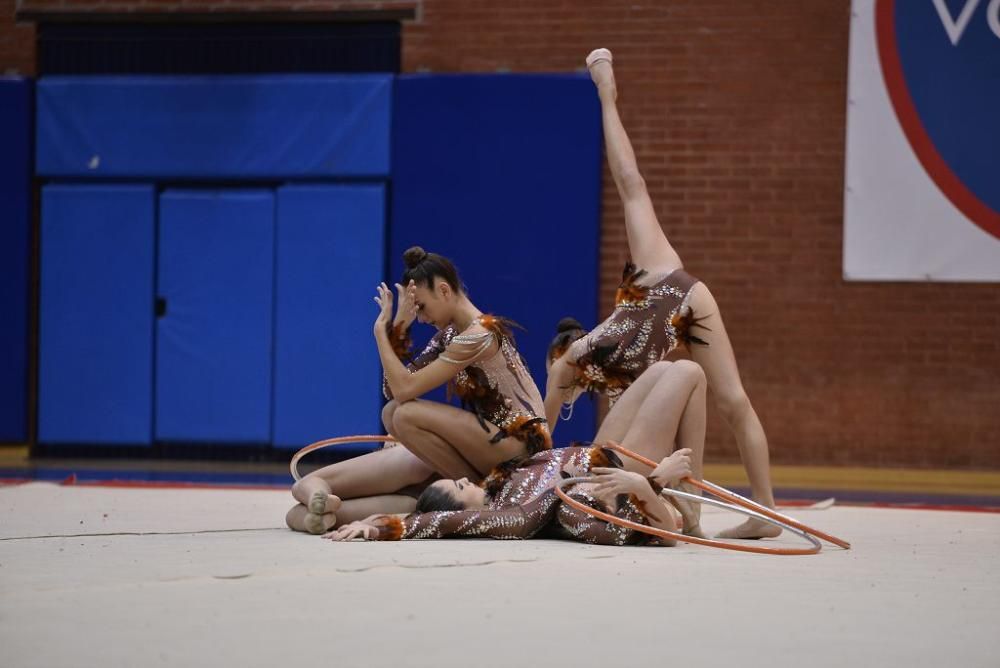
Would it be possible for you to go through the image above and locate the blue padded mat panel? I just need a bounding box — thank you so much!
[155,190,274,443]
[273,184,385,451]
[36,75,391,178]
[38,185,156,445]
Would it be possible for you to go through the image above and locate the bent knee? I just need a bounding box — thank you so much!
[714,388,753,424]
[392,401,423,432]
[647,360,676,377]
[381,400,400,432]
[672,359,706,385]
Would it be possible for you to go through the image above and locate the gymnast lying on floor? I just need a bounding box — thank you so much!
[325,360,707,544]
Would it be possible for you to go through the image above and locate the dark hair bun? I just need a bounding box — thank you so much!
[403,246,429,270]
[556,317,584,334]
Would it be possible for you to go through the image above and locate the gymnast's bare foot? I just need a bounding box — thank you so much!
[684,523,707,539]
[292,476,341,514]
[586,48,616,100]
[716,518,782,540]
[309,490,342,515]
[286,504,337,535]
[304,511,337,535]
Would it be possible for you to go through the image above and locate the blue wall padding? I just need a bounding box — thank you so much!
[391,74,602,446]
[272,185,385,451]
[0,78,32,442]
[156,190,274,443]
[38,185,156,445]
[36,75,392,178]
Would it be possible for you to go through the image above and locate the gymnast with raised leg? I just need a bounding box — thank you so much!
[543,48,780,540]
[286,247,551,535]
[324,360,706,544]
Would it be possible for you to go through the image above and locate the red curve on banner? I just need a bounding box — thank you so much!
[875,0,1000,240]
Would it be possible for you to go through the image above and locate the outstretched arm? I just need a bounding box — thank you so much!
[324,491,560,541]
[588,49,682,274]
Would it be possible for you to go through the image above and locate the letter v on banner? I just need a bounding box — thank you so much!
[932,0,981,45]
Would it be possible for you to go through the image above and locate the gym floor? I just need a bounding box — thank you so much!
[2,461,999,668]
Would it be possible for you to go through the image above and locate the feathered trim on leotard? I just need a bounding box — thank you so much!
[587,444,624,470]
[449,366,508,432]
[670,306,711,348]
[372,515,405,541]
[615,262,651,306]
[386,321,413,363]
[477,314,522,342]
[563,341,637,402]
[489,415,552,454]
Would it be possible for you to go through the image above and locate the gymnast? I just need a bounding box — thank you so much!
[324,359,706,544]
[286,246,551,535]
[543,49,779,539]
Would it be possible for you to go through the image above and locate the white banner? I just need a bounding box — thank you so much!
[844,0,1000,281]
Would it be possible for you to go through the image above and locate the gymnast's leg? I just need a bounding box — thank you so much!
[687,283,780,539]
[588,48,683,276]
[621,360,707,537]
[289,443,434,533]
[609,362,705,476]
[391,400,528,479]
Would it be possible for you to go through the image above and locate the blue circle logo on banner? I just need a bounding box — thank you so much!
[876,0,1000,239]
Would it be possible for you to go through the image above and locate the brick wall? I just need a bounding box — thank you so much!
[6,0,1000,468]
[2,0,33,74]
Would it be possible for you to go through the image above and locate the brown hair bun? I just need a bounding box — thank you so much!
[556,317,584,334]
[401,247,464,294]
[403,246,429,270]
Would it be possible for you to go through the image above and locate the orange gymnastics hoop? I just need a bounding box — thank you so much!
[290,434,400,482]
[606,442,851,550]
[553,442,850,555]
[555,476,821,555]
[290,435,850,555]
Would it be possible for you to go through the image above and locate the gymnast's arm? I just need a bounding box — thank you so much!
[325,491,560,541]
[544,358,574,429]
[377,331,497,403]
[593,467,680,533]
[558,471,680,546]
[381,326,450,400]
[374,282,494,402]
[543,336,590,428]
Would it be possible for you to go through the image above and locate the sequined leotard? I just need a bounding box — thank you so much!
[385,315,552,454]
[560,263,706,405]
[369,446,667,545]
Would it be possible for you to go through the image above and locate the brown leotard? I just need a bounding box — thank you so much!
[385,315,551,454]
[559,263,707,406]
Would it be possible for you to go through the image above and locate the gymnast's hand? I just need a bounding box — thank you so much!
[590,467,651,497]
[323,519,380,541]
[373,282,395,336]
[394,280,418,328]
[649,448,693,487]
